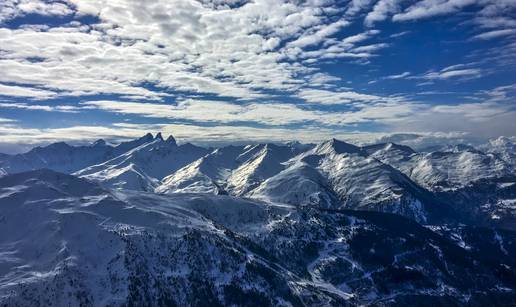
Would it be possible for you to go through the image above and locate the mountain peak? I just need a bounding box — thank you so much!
[155,132,164,141]
[166,135,177,146]
[140,133,154,142]
[92,139,106,147]
[316,138,363,155]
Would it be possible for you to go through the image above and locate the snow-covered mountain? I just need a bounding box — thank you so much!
[157,143,305,195]
[1,169,515,306]
[481,136,516,169]
[0,133,157,176]
[364,142,512,192]
[0,133,514,228]
[75,133,209,191]
[250,139,446,223]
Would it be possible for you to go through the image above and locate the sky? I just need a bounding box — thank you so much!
[0,0,515,153]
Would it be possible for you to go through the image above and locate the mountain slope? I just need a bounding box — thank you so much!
[0,133,156,176]
[75,133,209,191]
[364,142,516,228]
[364,142,512,192]
[157,143,303,195]
[251,139,445,223]
[157,145,247,194]
[1,170,515,306]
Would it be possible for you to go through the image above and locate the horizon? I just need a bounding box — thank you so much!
[2,131,514,156]
[0,0,515,153]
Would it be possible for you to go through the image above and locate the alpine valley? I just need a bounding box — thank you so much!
[1,133,515,306]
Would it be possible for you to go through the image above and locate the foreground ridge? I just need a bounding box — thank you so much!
[0,169,515,306]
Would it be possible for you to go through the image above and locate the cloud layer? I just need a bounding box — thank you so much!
[0,0,514,151]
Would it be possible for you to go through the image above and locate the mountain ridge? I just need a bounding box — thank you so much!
[1,133,515,229]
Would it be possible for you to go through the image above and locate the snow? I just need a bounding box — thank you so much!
[251,139,431,222]
[157,143,301,196]
[365,141,513,191]
[0,133,156,176]
[0,169,289,304]
[75,136,208,191]
[1,166,515,305]
[1,133,514,227]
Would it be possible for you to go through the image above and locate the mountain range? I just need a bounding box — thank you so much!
[0,133,515,306]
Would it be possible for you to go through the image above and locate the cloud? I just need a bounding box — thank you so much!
[0,117,15,123]
[393,0,476,22]
[422,68,482,80]
[0,83,57,99]
[0,102,82,112]
[364,0,402,26]
[346,0,376,16]
[83,96,420,128]
[384,71,411,79]
[384,87,516,138]
[411,64,484,81]
[0,0,513,151]
[472,17,516,29]
[0,0,73,22]
[306,73,341,87]
[294,29,384,61]
[472,28,516,40]
[287,19,350,48]
[0,0,384,102]
[82,99,347,126]
[481,83,516,102]
[297,88,385,105]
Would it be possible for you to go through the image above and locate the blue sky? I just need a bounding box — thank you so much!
[0,0,515,152]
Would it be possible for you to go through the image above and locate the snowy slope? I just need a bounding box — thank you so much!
[252,139,434,222]
[408,150,510,191]
[365,142,513,191]
[1,170,515,306]
[75,133,209,191]
[157,145,247,194]
[249,160,339,208]
[157,143,303,195]
[226,143,303,195]
[481,136,516,169]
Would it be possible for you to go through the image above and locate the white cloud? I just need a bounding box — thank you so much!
[0,83,57,99]
[0,0,73,22]
[0,0,513,150]
[374,131,478,150]
[384,92,516,138]
[422,68,482,80]
[297,88,385,105]
[472,16,516,29]
[393,0,476,22]
[364,0,402,26]
[0,102,82,112]
[0,0,381,102]
[82,99,345,126]
[384,71,411,79]
[83,96,420,128]
[346,0,376,16]
[287,19,350,48]
[411,64,484,81]
[472,28,516,40]
[0,117,15,123]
